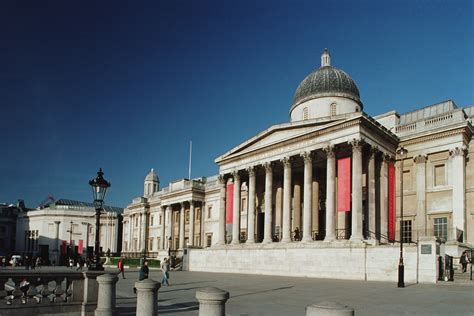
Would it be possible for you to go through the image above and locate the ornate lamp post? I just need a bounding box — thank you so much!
[397,147,408,288]
[89,168,111,271]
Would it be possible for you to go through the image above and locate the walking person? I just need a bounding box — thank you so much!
[460,251,469,273]
[161,257,170,286]
[118,258,125,279]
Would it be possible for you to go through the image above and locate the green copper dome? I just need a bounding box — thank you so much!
[291,49,362,110]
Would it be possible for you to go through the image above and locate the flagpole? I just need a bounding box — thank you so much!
[188,141,192,180]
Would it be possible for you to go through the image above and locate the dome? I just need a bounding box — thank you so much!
[291,49,362,111]
[145,168,159,182]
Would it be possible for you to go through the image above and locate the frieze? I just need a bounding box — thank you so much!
[220,118,361,166]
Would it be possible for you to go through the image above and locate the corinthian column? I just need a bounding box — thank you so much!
[281,157,292,243]
[231,170,241,245]
[350,139,363,241]
[218,175,226,245]
[263,162,273,243]
[324,146,336,242]
[302,152,313,242]
[247,167,256,244]
[179,203,185,249]
[368,147,377,238]
[189,201,195,246]
[160,206,166,249]
[450,147,466,242]
[380,155,389,239]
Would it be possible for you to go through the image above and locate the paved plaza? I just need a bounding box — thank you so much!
[113,268,474,315]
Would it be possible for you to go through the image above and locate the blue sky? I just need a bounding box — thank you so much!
[0,0,472,208]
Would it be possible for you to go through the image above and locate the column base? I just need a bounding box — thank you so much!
[281,238,291,243]
[262,238,272,244]
[349,235,364,242]
[324,236,336,242]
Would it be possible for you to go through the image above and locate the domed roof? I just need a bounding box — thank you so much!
[145,168,159,182]
[291,49,362,110]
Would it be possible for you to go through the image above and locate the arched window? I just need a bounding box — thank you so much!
[303,107,309,120]
[330,103,337,116]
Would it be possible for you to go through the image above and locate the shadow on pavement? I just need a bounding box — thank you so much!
[232,285,294,298]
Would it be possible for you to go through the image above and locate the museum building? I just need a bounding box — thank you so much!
[122,49,473,282]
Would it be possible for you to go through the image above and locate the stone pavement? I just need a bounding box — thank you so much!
[114,268,473,316]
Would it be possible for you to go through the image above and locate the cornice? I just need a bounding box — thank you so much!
[400,126,472,147]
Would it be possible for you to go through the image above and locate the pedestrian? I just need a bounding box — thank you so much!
[24,255,30,270]
[69,258,74,269]
[35,257,41,269]
[293,227,301,241]
[161,257,170,286]
[118,258,125,279]
[134,260,149,294]
[76,257,84,271]
[1,257,5,267]
[139,260,149,281]
[460,251,469,273]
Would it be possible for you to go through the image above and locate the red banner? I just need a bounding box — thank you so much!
[61,240,67,254]
[78,240,83,255]
[337,157,351,212]
[226,182,234,224]
[388,162,396,241]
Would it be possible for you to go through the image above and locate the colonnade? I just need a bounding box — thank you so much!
[125,200,205,253]
[217,140,394,245]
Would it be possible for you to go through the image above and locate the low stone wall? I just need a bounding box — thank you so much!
[188,242,422,283]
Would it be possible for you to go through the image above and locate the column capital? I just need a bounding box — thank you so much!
[280,156,292,167]
[189,200,195,206]
[301,151,313,164]
[349,138,364,152]
[246,166,256,177]
[323,145,335,158]
[449,146,466,157]
[263,161,273,173]
[369,146,379,158]
[218,174,226,186]
[54,221,61,225]
[231,170,241,181]
[413,154,427,164]
[382,153,395,163]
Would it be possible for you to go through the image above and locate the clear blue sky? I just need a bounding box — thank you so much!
[1,0,472,208]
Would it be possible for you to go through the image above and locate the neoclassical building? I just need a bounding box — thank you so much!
[123,49,473,282]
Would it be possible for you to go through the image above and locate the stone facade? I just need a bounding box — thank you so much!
[123,49,473,281]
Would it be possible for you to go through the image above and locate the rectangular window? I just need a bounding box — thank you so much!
[207,206,212,219]
[175,213,179,223]
[434,164,446,186]
[135,217,139,227]
[157,237,161,249]
[149,238,153,251]
[195,235,200,246]
[401,220,412,243]
[206,234,212,247]
[48,223,54,233]
[150,215,154,226]
[186,210,190,223]
[434,217,448,240]
[241,198,247,213]
[159,215,162,225]
[196,209,201,220]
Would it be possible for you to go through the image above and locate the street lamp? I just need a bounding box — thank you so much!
[397,147,408,288]
[89,168,111,271]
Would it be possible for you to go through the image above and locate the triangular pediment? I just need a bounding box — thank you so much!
[216,118,346,163]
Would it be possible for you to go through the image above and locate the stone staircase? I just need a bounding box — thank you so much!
[453,265,473,285]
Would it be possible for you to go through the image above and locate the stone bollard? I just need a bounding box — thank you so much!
[135,279,161,316]
[95,274,119,316]
[195,287,230,316]
[306,302,354,316]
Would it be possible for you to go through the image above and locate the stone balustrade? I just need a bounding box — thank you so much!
[0,269,103,316]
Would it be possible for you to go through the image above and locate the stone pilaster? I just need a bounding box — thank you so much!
[324,146,336,242]
[231,170,241,245]
[450,147,466,242]
[301,151,313,242]
[189,201,195,246]
[263,162,273,243]
[179,203,185,249]
[414,155,427,237]
[160,206,166,249]
[350,139,363,241]
[218,175,226,245]
[165,207,172,249]
[281,157,292,243]
[247,167,256,244]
